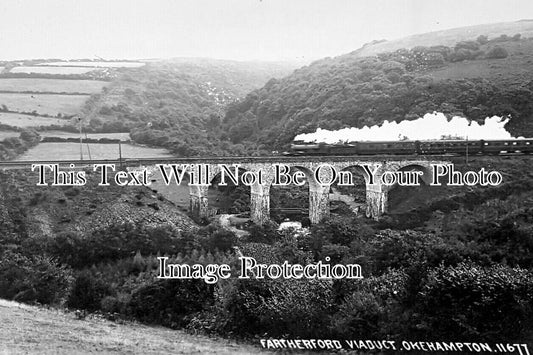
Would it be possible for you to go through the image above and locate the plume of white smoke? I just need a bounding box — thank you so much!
[294,112,524,143]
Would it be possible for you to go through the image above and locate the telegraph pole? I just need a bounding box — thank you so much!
[119,141,123,169]
[465,135,469,165]
[77,116,84,160]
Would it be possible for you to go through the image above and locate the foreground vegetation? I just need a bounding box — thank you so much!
[0,299,261,354]
[1,22,533,351]
[1,156,532,346]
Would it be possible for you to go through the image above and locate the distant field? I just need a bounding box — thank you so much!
[40,131,130,140]
[0,130,21,140]
[0,112,71,128]
[19,142,173,160]
[10,66,98,75]
[356,20,533,57]
[40,61,145,68]
[0,93,88,116]
[426,40,533,84]
[0,78,108,94]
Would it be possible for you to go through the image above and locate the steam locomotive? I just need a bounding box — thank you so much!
[285,139,533,156]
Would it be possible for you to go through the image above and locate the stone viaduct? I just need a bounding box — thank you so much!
[133,156,450,225]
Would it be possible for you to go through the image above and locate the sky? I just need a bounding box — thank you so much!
[0,0,532,61]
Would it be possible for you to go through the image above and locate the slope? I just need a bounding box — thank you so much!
[221,21,533,149]
[0,299,263,354]
[355,19,533,57]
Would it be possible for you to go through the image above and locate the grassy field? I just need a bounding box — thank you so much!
[426,40,533,83]
[18,142,173,160]
[0,112,71,128]
[40,131,130,140]
[41,61,145,68]
[356,20,533,57]
[0,130,21,140]
[0,299,263,354]
[10,66,99,75]
[0,78,108,93]
[0,93,88,116]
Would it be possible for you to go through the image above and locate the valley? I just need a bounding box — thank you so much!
[1,18,533,352]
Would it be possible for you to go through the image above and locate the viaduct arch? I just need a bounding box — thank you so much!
[137,157,449,225]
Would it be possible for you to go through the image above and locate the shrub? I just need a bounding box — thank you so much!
[215,278,334,337]
[455,40,480,51]
[245,221,280,244]
[330,269,408,338]
[476,35,489,44]
[367,230,469,275]
[414,262,533,341]
[127,279,214,328]
[0,250,73,305]
[19,129,40,144]
[205,229,237,252]
[309,216,373,247]
[100,293,130,314]
[485,46,508,59]
[68,270,112,311]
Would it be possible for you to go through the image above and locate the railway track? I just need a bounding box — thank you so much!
[0,152,529,169]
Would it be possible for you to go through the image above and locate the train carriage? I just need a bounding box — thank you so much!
[286,138,533,156]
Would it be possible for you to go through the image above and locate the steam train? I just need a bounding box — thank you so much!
[285,139,533,156]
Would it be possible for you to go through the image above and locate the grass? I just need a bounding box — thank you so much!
[427,40,533,83]
[18,142,173,160]
[0,112,71,128]
[10,66,99,75]
[0,130,21,140]
[0,299,263,354]
[0,78,108,94]
[41,61,145,68]
[0,93,88,116]
[40,131,130,140]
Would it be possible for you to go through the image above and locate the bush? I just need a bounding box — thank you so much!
[477,35,489,44]
[485,46,508,59]
[205,229,237,252]
[68,270,112,311]
[367,230,470,275]
[0,251,73,305]
[214,278,334,337]
[414,263,533,341]
[455,40,480,51]
[127,279,214,328]
[330,269,407,338]
[245,221,280,244]
[100,293,130,314]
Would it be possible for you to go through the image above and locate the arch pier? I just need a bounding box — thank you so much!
[151,158,448,225]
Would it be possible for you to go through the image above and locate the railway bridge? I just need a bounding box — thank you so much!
[135,155,450,225]
[3,155,450,225]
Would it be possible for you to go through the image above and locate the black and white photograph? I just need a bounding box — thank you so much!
[1,0,533,353]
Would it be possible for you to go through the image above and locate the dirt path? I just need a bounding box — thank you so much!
[0,299,265,354]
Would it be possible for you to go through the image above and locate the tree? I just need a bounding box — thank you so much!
[476,35,489,45]
[485,46,508,59]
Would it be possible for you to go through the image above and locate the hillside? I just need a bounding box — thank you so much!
[0,58,299,159]
[221,21,533,150]
[0,168,197,269]
[355,20,533,57]
[82,59,300,156]
[0,299,263,354]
